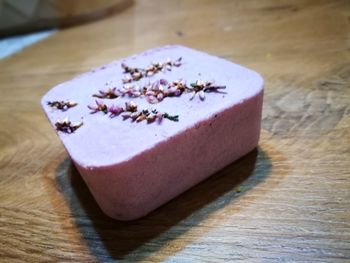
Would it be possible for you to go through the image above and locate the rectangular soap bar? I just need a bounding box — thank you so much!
[41,45,264,220]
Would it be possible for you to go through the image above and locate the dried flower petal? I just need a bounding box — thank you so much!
[172,57,182,67]
[122,76,132,84]
[147,95,159,104]
[146,90,156,96]
[174,89,182,96]
[132,72,143,81]
[108,105,124,117]
[189,92,196,100]
[199,90,205,100]
[156,112,164,123]
[88,100,108,114]
[167,86,178,94]
[146,114,157,123]
[133,91,142,97]
[157,93,164,101]
[159,79,168,85]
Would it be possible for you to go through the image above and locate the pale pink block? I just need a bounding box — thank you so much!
[41,45,264,220]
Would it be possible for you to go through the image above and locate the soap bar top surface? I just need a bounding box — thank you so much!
[41,45,263,167]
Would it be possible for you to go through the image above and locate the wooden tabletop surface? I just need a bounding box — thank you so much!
[1,0,349,262]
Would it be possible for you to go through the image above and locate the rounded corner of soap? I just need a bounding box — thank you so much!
[253,71,265,89]
[101,205,149,221]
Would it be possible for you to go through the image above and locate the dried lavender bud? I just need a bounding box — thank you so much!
[159,79,168,85]
[172,57,182,67]
[125,101,138,112]
[47,101,77,111]
[55,118,83,133]
[114,103,179,124]
[167,80,186,97]
[189,91,197,100]
[121,63,140,74]
[189,80,226,100]
[92,88,118,99]
[147,95,159,104]
[146,71,154,77]
[130,111,141,120]
[132,71,143,81]
[136,112,148,122]
[157,93,164,101]
[146,90,156,96]
[88,100,108,114]
[121,57,183,83]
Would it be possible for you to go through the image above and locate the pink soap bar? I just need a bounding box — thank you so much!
[41,45,264,220]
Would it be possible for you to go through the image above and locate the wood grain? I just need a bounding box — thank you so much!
[0,0,349,262]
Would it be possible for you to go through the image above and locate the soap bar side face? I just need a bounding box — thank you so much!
[75,90,263,220]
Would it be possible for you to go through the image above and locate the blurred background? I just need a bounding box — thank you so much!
[0,0,132,58]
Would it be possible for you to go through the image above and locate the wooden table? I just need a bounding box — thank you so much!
[1,0,349,262]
